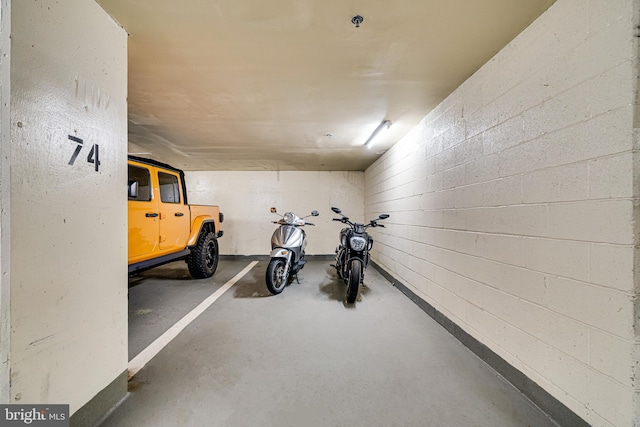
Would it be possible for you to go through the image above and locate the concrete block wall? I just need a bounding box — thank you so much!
[8,0,128,417]
[185,171,364,256]
[365,0,638,425]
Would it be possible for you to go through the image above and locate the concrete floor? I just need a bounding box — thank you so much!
[102,259,559,427]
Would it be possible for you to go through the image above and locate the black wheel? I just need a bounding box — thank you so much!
[187,231,219,279]
[346,259,362,304]
[266,258,288,295]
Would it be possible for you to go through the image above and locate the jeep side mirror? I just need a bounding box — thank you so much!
[311,210,319,217]
[128,181,138,198]
[331,207,341,214]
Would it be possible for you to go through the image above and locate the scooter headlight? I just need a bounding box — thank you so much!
[349,236,367,251]
[284,212,296,225]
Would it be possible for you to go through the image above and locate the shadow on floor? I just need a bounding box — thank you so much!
[232,262,273,298]
[319,264,372,302]
[233,282,273,298]
[129,263,194,288]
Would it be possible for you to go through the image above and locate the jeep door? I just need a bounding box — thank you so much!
[157,170,189,252]
[128,163,159,263]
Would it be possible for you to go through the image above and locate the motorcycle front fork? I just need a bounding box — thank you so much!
[283,256,303,284]
[335,249,366,284]
[333,247,345,279]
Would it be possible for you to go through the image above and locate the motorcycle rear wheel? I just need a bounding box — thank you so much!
[266,258,288,295]
[346,259,362,304]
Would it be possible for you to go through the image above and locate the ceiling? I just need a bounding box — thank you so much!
[96,0,556,171]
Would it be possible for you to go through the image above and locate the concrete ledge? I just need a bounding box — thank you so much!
[371,261,589,427]
[71,369,128,427]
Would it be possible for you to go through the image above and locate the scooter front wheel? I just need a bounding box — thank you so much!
[266,258,288,295]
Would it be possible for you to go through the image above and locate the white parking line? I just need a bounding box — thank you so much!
[128,260,259,379]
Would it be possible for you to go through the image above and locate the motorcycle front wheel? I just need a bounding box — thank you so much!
[266,258,288,295]
[346,259,362,304]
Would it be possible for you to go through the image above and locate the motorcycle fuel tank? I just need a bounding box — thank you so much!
[271,225,306,250]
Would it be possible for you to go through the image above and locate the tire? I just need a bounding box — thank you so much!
[346,259,362,304]
[266,258,288,295]
[187,231,219,279]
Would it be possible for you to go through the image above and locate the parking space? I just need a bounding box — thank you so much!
[128,259,256,360]
[107,259,558,427]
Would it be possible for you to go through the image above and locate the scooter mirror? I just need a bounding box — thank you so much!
[270,207,277,213]
[331,207,342,214]
[378,214,390,220]
[311,210,319,217]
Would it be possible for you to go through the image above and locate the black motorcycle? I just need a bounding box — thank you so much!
[331,207,389,303]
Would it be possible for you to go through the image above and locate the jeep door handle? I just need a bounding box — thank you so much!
[145,212,159,218]
[175,212,184,217]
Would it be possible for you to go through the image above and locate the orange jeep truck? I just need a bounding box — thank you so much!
[127,156,224,278]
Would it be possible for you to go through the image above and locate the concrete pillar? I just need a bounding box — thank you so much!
[4,0,128,423]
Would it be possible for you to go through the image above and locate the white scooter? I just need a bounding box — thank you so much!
[266,207,319,295]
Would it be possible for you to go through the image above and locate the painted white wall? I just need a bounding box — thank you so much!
[10,0,128,415]
[185,171,364,255]
[0,0,10,405]
[365,0,639,426]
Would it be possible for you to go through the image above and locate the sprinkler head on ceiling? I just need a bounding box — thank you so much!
[351,15,364,28]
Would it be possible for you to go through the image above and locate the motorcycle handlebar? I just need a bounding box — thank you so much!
[272,220,315,226]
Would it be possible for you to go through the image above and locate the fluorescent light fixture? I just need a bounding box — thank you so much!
[364,120,391,147]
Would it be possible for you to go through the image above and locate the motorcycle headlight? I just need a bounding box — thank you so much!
[349,236,367,251]
[284,212,296,225]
